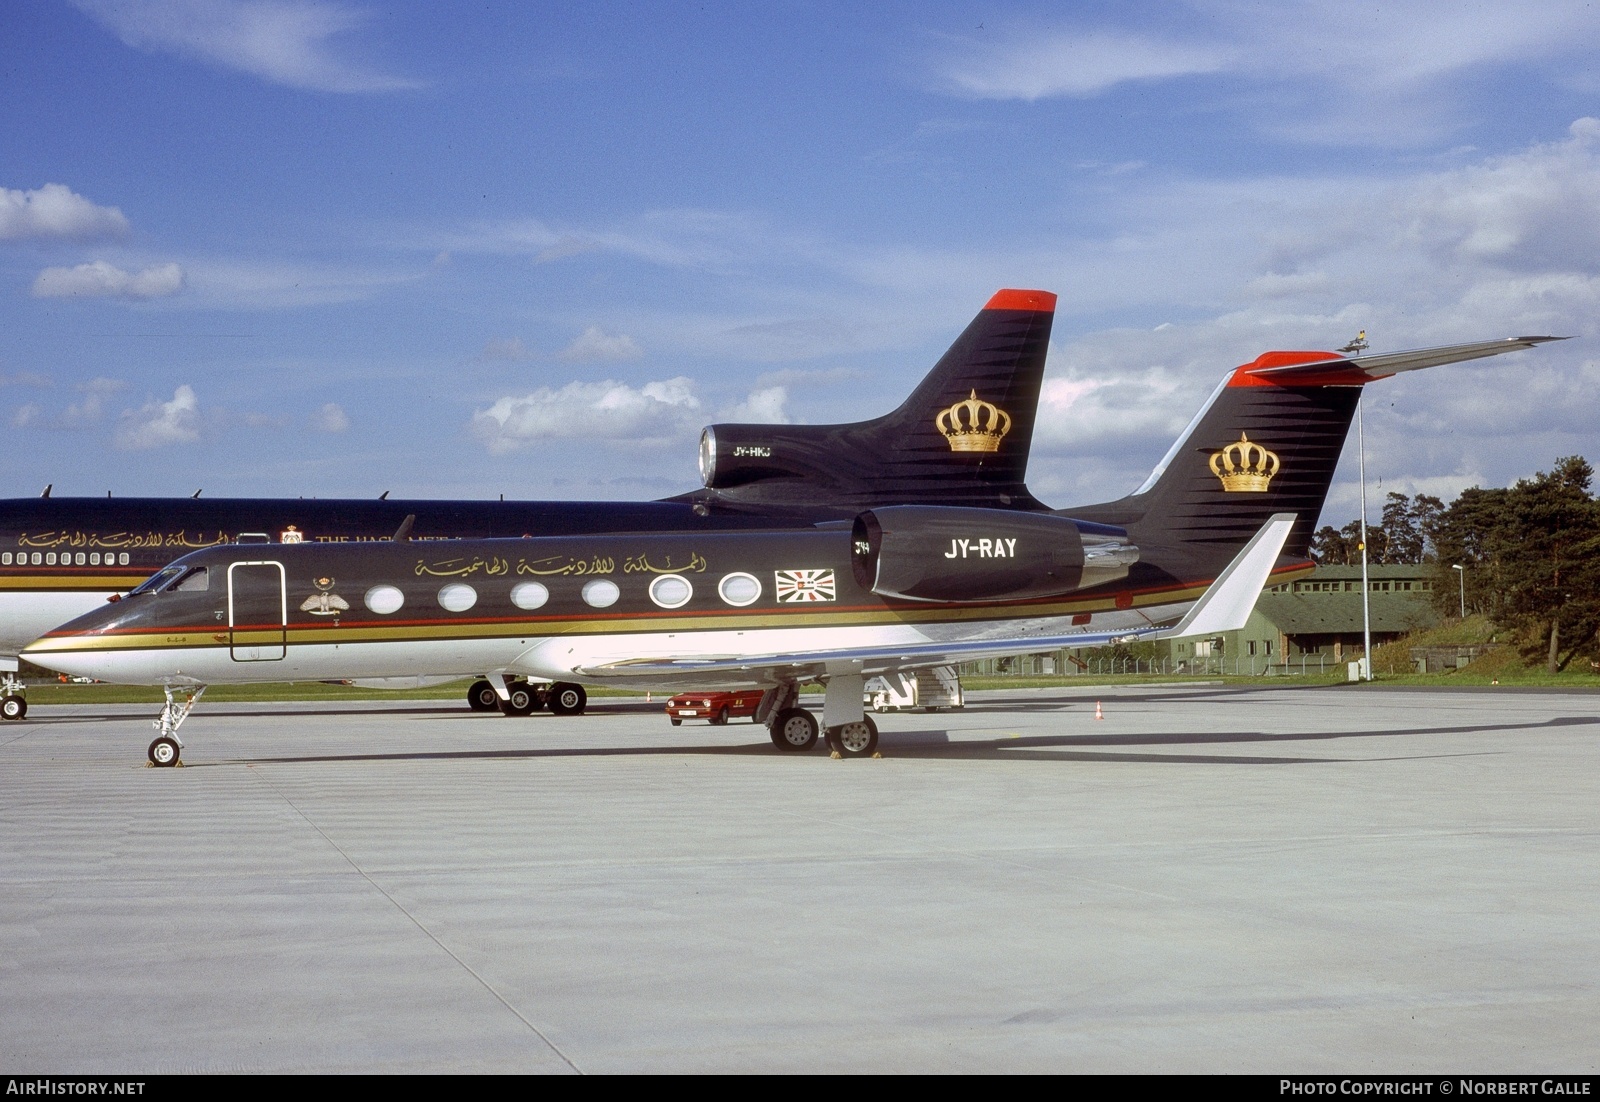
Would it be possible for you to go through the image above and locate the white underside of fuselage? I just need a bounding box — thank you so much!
[33,601,1194,691]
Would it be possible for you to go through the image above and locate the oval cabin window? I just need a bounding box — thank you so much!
[648,574,693,609]
[581,579,620,608]
[510,581,549,610]
[437,583,477,612]
[718,572,762,607]
[364,585,405,615]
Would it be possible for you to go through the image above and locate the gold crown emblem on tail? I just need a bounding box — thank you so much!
[1209,432,1280,492]
[936,390,1012,453]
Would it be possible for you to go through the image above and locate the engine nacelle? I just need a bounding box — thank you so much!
[851,505,1138,604]
[699,424,821,489]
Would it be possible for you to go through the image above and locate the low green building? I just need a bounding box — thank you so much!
[963,564,1444,677]
[1167,564,1440,673]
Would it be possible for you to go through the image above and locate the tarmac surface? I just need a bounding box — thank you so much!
[3,683,1598,1074]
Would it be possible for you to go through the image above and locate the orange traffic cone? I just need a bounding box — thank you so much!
[1094,700,1104,720]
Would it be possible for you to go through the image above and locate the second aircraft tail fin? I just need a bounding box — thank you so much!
[686,289,1056,512]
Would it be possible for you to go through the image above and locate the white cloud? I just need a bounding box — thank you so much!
[0,184,130,242]
[115,385,202,450]
[557,326,642,363]
[942,31,1233,99]
[310,402,349,432]
[60,377,128,428]
[718,385,791,424]
[72,0,419,93]
[1399,119,1600,272]
[932,3,1600,145]
[11,404,41,428]
[1012,122,1600,513]
[32,261,185,300]
[180,258,417,308]
[427,209,778,275]
[471,377,702,454]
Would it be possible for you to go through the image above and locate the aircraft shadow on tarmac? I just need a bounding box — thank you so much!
[194,714,1599,769]
[21,703,1596,768]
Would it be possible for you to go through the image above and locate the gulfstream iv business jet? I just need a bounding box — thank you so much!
[20,290,1562,764]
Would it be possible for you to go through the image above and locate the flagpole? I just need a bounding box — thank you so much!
[1358,393,1372,680]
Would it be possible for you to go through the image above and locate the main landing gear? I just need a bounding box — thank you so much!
[148,685,206,768]
[826,717,879,758]
[468,677,588,718]
[467,679,501,712]
[759,681,881,758]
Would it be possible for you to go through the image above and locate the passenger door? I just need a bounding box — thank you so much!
[228,561,286,662]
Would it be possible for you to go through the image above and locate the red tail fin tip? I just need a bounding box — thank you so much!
[985,289,1057,313]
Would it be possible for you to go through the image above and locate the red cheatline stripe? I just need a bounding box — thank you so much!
[34,562,1313,644]
[983,289,1057,313]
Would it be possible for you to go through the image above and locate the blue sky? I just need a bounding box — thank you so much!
[5,1,1600,524]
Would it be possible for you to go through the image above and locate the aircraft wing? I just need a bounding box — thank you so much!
[575,514,1296,682]
[1248,336,1567,383]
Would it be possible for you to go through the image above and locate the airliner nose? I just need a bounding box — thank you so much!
[20,605,126,681]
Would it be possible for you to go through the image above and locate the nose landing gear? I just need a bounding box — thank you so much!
[147,685,206,767]
[1,671,27,721]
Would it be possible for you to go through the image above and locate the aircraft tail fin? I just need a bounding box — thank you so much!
[687,289,1056,511]
[1070,337,1564,571]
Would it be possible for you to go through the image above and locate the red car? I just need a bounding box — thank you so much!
[666,690,764,726]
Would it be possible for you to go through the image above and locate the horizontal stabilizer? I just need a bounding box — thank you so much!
[1244,336,1567,384]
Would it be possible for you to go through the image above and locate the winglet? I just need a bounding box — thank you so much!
[1160,513,1296,639]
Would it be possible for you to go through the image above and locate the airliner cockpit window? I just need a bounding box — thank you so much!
[173,567,209,592]
[130,566,185,595]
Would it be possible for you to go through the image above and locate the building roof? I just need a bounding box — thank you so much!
[1299,563,1435,580]
[1254,592,1438,635]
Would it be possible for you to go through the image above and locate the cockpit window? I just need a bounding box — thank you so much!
[172,567,209,592]
[130,566,186,595]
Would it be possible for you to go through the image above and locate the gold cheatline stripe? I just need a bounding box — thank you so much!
[28,586,1219,654]
[0,575,145,590]
[27,563,1315,656]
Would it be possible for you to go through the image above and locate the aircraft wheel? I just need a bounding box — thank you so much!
[827,716,879,758]
[549,682,587,716]
[467,679,500,712]
[770,708,818,751]
[148,737,180,767]
[1,694,25,721]
[501,682,536,716]
[711,707,729,726]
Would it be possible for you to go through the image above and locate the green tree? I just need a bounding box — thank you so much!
[1495,457,1600,672]
[1427,486,1513,620]
[1310,524,1353,565]
[1380,492,1438,564]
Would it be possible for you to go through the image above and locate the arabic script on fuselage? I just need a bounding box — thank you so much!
[622,551,707,574]
[414,556,511,578]
[18,530,232,550]
[514,554,616,577]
